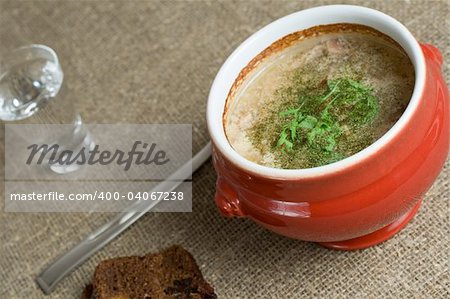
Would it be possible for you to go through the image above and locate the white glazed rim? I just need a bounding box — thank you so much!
[207,5,425,179]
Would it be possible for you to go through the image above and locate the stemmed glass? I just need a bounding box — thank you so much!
[0,44,94,173]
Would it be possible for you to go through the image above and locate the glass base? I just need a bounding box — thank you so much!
[319,198,422,250]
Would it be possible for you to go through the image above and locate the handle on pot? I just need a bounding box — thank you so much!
[421,44,443,66]
[215,178,245,217]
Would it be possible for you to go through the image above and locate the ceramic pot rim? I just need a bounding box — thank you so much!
[207,5,426,179]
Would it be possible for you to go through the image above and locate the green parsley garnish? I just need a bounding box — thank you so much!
[277,77,379,152]
[250,76,380,169]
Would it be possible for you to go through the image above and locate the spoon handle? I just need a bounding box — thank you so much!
[36,142,212,294]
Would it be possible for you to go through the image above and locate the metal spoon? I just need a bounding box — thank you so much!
[36,142,212,294]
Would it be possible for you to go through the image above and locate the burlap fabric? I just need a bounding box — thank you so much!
[0,0,448,298]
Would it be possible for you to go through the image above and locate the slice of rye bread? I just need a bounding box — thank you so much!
[82,245,216,299]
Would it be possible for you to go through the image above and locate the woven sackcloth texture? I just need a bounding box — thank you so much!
[0,0,449,298]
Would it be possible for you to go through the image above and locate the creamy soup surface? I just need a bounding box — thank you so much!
[224,26,415,169]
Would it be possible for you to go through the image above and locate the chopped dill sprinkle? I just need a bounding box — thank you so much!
[250,76,379,169]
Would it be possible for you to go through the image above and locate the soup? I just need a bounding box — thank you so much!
[224,24,415,169]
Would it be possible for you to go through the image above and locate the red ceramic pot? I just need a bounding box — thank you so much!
[206,5,449,250]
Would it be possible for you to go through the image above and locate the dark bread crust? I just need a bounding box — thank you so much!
[82,245,216,299]
[81,284,93,299]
